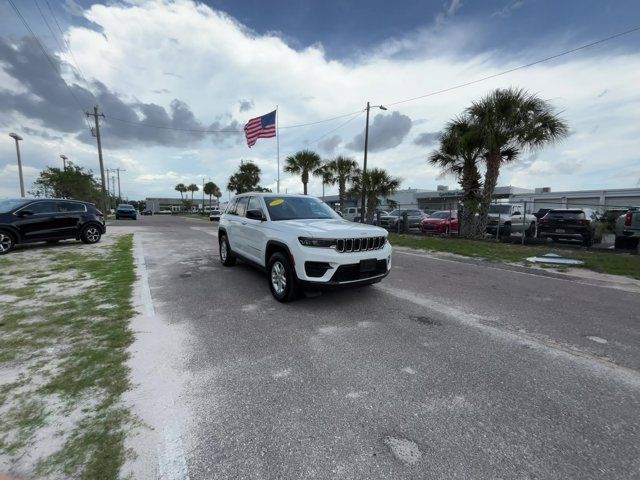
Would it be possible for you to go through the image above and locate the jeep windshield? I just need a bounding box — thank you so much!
[264,196,339,221]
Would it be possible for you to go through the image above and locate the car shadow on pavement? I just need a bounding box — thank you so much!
[12,239,87,254]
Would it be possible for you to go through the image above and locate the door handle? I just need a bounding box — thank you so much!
[241,221,247,225]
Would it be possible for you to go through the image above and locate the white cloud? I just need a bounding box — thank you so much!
[1,0,639,201]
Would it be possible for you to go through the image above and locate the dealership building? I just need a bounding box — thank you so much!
[145,197,225,213]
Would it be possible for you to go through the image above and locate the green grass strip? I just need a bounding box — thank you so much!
[389,233,640,280]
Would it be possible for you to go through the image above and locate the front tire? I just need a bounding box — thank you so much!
[0,230,16,255]
[219,234,236,266]
[81,225,102,244]
[268,251,300,302]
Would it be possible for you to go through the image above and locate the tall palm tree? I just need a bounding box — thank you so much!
[326,156,359,215]
[313,162,334,201]
[187,183,199,202]
[429,115,483,237]
[467,87,569,234]
[350,168,401,223]
[284,149,322,195]
[204,181,219,209]
[174,183,187,200]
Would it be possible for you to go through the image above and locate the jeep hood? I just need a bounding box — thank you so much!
[275,219,387,237]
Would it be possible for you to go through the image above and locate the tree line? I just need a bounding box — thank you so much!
[223,152,401,223]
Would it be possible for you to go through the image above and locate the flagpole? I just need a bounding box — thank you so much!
[276,105,280,193]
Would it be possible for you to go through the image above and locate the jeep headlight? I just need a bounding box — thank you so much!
[298,237,336,248]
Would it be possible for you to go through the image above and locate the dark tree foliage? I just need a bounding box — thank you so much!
[29,162,102,204]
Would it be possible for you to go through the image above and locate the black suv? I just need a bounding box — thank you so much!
[538,208,599,246]
[0,198,106,255]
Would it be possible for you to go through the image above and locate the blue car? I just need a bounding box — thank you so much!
[115,204,137,220]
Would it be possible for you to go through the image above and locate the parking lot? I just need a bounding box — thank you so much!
[110,215,640,479]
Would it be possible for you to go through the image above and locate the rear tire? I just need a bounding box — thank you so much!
[583,234,593,247]
[219,234,236,266]
[525,222,536,238]
[0,229,16,255]
[615,236,628,249]
[267,251,300,302]
[81,225,102,244]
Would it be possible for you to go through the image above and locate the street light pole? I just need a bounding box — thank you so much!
[9,133,25,197]
[360,103,387,223]
[60,154,68,171]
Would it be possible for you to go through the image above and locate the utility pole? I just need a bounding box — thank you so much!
[202,177,205,215]
[86,106,107,212]
[360,102,370,223]
[9,133,25,197]
[105,168,112,210]
[115,168,125,201]
[360,102,387,223]
[60,154,68,171]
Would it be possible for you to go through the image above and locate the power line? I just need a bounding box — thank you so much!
[43,0,90,85]
[279,110,364,129]
[33,0,66,58]
[103,115,244,133]
[7,0,92,129]
[385,25,640,107]
[278,110,365,162]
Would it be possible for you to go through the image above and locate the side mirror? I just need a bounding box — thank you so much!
[18,210,34,216]
[246,209,265,221]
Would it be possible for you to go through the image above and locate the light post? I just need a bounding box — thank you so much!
[360,102,387,223]
[60,154,68,171]
[9,133,25,197]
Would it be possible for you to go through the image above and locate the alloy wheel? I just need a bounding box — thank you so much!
[221,241,228,261]
[0,233,12,253]
[271,261,287,295]
[86,227,100,243]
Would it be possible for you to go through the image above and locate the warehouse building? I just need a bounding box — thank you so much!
[145,197,224,213]
[510,187,640,213]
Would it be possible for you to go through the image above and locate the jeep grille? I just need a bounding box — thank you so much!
[335,236,386,253]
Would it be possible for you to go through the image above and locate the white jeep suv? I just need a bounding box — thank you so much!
[218,193,392,302]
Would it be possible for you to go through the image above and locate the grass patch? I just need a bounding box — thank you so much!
[389,233,640,280]
[0,234,137,479]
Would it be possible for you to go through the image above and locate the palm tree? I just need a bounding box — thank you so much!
[326,156,359,215]
[187,183,199,202]
[429,115,483,237]
[204,181,219,209]
[467,87,569,235]
[350,168,401,223]
[227,161,262,194]
[313,162,334,201]
[174,183,187,201]
[214,185,222,208]
[284,149,322,195]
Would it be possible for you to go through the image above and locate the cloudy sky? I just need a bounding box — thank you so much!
[1,0,639,201]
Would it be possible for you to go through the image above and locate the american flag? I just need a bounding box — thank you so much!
[244,110,276,148]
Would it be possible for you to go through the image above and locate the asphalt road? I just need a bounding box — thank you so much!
[112,215,640,479]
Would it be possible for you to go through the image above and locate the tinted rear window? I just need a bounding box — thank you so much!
[547,211,585,220]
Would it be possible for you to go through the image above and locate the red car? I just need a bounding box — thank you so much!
[420,210,458,234]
